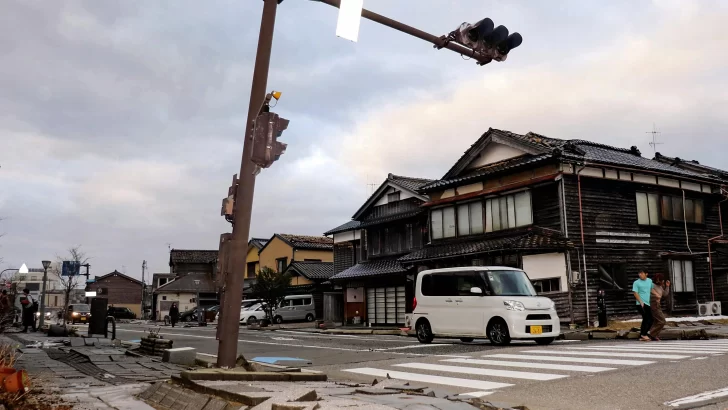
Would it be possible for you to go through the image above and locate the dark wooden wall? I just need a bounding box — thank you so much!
[334,243,357,274]
[563,175,725,320]
[96,275,142,305]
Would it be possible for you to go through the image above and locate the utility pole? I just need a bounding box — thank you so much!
[217,0,279,368]
[216,0,523,368]
[141,260,147,320]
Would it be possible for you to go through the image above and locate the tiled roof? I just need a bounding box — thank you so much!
[169,249,218,265]
[352,173,433,220]
[154,273,216,293]
[286,261,334,280]
[426,128,720,193]
[277,234,333,250]
[250,238,269,249]
[329,259,408,281]
[420,154,553,192]
[399,229,572,263]
[324,220,361,236]
[653,152,728,180]
[357,209,426,229]
[388,174,434,192]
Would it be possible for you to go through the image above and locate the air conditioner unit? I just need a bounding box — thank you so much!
[698,301,722,316]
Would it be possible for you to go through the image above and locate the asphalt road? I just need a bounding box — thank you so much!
[105,323,728,409]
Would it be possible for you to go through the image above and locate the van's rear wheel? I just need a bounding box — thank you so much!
[460,338,474,343]
[305,314,315,322]
[535,337,554,345]
[416,320,434,344]
[487,318,511,346]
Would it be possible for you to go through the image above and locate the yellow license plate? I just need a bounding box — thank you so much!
[530,325,543,335]
[81,317,86,321]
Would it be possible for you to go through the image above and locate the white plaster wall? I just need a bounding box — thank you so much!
[467,143,525,169]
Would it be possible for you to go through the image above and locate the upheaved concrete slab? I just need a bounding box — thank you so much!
[564,332,589,340]
[660,329,681,340]
[591,331,617,340]
[163,347,197,366]
[181,370,326,382]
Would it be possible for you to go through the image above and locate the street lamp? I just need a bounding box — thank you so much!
[38,260,51,330]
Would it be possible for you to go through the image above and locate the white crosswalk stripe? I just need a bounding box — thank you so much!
[522,349,689,359]
[341,339,727,395]
[484,353,654,365]
[394,362,568,381]
[442,358,615,373]
[343,368,514,390]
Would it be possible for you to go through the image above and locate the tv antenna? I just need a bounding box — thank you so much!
[646,123,663,155]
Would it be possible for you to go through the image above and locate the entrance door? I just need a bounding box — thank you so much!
[323,293,343,322]
[366,286,406,326]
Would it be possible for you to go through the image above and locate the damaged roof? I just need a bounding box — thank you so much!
[285,261,335,281]
[421,128,722,193]
[169,249,218,265]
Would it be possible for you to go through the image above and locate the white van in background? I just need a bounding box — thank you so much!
[409,266,560,346]
[273,294,316,323]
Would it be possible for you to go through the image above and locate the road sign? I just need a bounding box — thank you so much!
[62,261,80,277]
[336,0,363,42]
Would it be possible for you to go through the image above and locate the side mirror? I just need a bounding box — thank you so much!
[470,287,483,295]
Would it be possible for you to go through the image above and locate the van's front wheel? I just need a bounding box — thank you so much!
[487,318,511,346]
[415,320,434,344]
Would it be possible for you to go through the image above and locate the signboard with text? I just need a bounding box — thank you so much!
[62,261,80,277]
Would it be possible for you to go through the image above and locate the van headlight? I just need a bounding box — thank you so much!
[504,300,526,311]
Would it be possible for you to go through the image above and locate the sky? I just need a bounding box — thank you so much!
[1,0,727,279]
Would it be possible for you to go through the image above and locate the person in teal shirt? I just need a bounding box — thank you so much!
[632,269,653,342]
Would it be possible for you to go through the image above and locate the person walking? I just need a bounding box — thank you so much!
[169,303,179,328]
[632,269,653,342]
[649,273,670,341]
[19,289,37,333]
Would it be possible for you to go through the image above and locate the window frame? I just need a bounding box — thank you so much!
[635,192,660,226]
[485,190,533,233]
[661,195,705,224]
[387,191,401,203]
[531,277,561,294]
[275,257,288,273]
[669,259,695,293]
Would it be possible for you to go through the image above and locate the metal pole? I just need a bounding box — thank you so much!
[314,0,488,64]
[39,266,48,330]
[217,0,278,368]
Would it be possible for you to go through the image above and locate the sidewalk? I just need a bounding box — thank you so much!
[0,330,185,409]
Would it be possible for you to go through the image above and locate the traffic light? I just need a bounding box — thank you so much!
[251,112,288,169]
[449,18,522,64]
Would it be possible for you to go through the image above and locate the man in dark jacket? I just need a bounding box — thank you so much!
[19,289,37,332]
[169,303,179,328]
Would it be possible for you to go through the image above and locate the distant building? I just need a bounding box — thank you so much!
[93,270,143,317]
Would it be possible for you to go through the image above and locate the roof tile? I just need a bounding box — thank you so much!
[278,234,333,250]
[286,261,334,280]
[329,259,408,281]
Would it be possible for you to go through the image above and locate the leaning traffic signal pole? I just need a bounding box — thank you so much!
[217,0,279,369]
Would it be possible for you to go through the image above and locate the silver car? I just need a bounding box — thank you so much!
[273,295,315,324]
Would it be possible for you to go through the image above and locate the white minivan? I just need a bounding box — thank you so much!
[273,295,316,323]
[410,266,560,346]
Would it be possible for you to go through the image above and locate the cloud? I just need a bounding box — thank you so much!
[337,3,728,180]
[1,0,726,276]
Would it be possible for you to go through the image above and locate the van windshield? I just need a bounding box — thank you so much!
[484,270,536,296]
[73,304,91,312]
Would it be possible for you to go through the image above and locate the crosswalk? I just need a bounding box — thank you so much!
[343,339,728,397]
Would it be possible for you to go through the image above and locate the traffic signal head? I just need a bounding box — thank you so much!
[251,112,289,169]
[450,18,522,64]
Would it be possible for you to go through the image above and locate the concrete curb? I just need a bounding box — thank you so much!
[180,369,327,382]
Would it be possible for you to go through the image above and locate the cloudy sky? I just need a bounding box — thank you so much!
[1,0,727,278]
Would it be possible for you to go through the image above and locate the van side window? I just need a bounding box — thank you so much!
[455,272,482,296]
[280,300,291,307]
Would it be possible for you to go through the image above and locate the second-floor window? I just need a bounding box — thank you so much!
[387,192,400,202]
[430,191,533,240]
[246,262,257,278]
[276,257,288,273]
[636,192,704,225]
[485,191,532,232]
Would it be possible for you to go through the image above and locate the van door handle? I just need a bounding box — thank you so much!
[445,299,453,303]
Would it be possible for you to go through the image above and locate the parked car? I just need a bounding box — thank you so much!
[107,306,137,320]
[272,295,315,324]
[66,304,92,324]
[179,308,200,322]
[409,267,560,346]
[239,303,266,325]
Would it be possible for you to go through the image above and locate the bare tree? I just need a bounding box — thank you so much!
[54,246,89,327]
